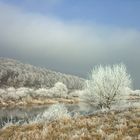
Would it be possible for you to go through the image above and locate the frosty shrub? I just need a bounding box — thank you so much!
[35,88,52,98]
[54,82,68,92]
[37,104,70,123]
[6,87,16,92]
[0,87,34,100]
[15,87,30,99]
[126,87,140,96]
[82,64,132,109]
[0,89,6,98]
[5,87,19,100]
[69,89,87,97]
[34,82,68,98]
[50,82,68,98]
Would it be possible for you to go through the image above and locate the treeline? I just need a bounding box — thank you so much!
[0,58,85,90]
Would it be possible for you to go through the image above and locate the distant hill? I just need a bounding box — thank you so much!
[0,58,85,90]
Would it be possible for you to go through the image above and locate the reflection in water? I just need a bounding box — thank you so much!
[0,105,50,119]
[0,103,95,127]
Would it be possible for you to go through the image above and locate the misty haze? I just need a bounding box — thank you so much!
[0,1,140,140]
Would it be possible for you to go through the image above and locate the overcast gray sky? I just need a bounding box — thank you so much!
[0,1,140,89]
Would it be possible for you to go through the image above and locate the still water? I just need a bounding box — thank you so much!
[0,103,95,127]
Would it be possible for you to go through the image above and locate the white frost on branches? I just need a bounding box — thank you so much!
[0,82,69,100]
[0,58,84,89]
[81,64,132,109]
[51,82,68,98]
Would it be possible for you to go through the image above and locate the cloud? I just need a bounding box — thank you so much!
[0,2,140,88]
[25,0,63,4]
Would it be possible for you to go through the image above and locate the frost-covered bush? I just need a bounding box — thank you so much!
[131,90,140,96]
[0,87,33,100]
[6,87,16,92]
[35,88,52,98]
[34,104,70,123]
[0,83,69,101]
[0,89,6,98]
[3,87,19,100]
[49,82,68,98]
[35,88,47,97]
[126,87,140,96]
[54,82,68,92]
[0,88,17,100]
[42,104,70,121]
[34,82,68,98]
[82,64,132,109]
[69,90,86,97]
[15,87,30,99]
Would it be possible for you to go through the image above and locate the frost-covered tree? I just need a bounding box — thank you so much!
[53,82,68,97]
[82,64,132,109]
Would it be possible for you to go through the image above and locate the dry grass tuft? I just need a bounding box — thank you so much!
[0,97,79,107]
[0,108,140,140]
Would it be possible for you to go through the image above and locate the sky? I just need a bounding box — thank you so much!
[0,0,140,88]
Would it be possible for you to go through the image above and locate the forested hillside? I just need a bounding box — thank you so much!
[0,58,84,90]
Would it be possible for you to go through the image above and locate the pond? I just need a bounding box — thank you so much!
[0,99,138,128]
[0,103,96,128]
